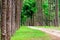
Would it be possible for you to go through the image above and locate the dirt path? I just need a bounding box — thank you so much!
[28,26,60,40]
[49,34,60,40]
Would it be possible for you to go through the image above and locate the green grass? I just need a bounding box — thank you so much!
[11,26,51,40]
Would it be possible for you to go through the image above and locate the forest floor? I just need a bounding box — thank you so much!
[11,26,52,40]
[28,26,60,40]
[0,26,60,40]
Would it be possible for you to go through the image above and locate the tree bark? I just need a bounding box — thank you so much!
[6,0,12,40]
[29,15,34,26]
[1,0,7,40]
[15,0,21,30]
[54,0,59,26]
[38,0,43,26]
[48,0,51,26]
[11,0,15,35]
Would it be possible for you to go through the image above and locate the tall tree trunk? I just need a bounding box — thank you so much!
[11,0,15,35]
[29,15,34,26]
[32,15,34,26]
[34,0,40,26]
[38,0,43,26]
[15,0,21,29]
[6,0,12,40]
[1,0,7,40]
[54,0,59,26]
[20,0,22,25]
[48,0,51,26]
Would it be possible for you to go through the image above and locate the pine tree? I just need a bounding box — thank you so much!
[15,0,21,29]
[6,0,12,40]
[11,0,15,35]
[54,0,59,26]
[1,0,7,40]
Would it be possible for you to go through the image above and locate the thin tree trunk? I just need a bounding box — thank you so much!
[6,0,12,40]
[15,0,20,30]
[30,15,34,26]
[20,0,22,25]
[38,0,43,26]
[32,15,34,26]
[1,0,7,40]
[48,0,51,26]
[54,0,59,26]
[29,15,34,26]
[11,0,15,35]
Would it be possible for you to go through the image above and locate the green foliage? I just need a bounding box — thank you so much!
[21,0,60,25]
[21,0,37,25]
[22,0,37,17]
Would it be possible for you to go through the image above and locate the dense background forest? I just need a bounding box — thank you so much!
[0,0,60,27]
[21,0,60,26]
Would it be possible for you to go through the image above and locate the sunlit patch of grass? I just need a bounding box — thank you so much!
[11,26,51,40]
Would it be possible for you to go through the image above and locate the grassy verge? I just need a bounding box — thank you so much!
[11,26,51,40]
[37,26,60,30]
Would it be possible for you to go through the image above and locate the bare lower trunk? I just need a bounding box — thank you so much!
[48,0,51,26]
[11,0,15,35]
[15,0,20,30]
[1,0,7,40]
[6,0,12,40]
[38,0,43,26]
[54,0,59,26]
